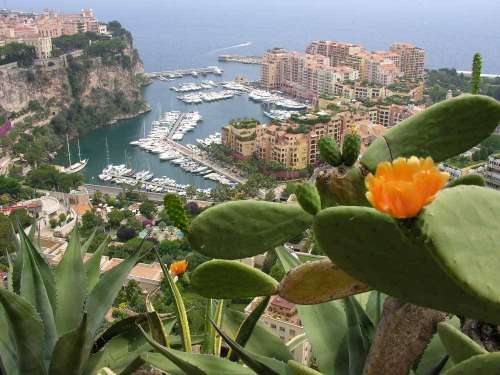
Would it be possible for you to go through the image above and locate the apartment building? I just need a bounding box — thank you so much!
[245,296,312,365]
[333,82,387,101]
[485,153,500,190]
[222,111,367,169]
[375,104,421,128]
[261,48,288,90]
[390,42,426,80]
[20,36,52,59]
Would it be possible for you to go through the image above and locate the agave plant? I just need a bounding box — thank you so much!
[174,94,500,374]
[0,224,161,375]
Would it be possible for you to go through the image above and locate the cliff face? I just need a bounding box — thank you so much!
[0,41,146,117]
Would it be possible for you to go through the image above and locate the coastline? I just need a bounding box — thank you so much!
[108,103,152,125]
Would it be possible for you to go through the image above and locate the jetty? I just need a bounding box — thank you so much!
[145,66,223,79]
[218,55,262,64]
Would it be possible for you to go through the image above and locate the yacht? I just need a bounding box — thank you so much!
[63,135,88,174]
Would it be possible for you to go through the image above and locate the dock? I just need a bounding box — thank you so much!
[168,113,188,138]
[218,55,262,64]
[165,139,246,184]
[145,66,223,79]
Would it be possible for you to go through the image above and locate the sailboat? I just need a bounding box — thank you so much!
[64,135,89,174]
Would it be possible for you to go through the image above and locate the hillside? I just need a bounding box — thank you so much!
[0,22,150,168]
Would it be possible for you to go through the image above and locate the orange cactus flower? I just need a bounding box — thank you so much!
[169,260,188,276]
[365,156,449,219]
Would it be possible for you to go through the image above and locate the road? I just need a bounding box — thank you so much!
[165,139,247,184]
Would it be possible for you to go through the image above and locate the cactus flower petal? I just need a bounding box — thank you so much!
[365,157,449,218]
[170,260,188,276]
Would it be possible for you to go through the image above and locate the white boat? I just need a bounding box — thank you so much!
[63,136,88,174]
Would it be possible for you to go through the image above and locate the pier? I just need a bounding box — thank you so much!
[218,55,262,64]
[165,139,247,184]
[168,113,188,137]
[145,66,223,79]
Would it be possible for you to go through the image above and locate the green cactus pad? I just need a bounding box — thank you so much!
[188,201,312,259]
[314,186,500,323]
[437,322,486,364]
[319,137,342,167]
[295,183,322,215]
[341,130,361,167]
[278,259,370,304]
[315,166,369,208]
[191,260,278,298]
[361,95,500,172]
[446,174,485,188]
[444,353,500,375]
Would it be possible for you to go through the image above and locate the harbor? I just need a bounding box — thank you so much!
[218,54,262,64]
[145,66,223,80]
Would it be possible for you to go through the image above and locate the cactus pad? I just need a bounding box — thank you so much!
[188,201,312,259]
[278,259,370,304]
[315,166,369,208]
[446,174,485,188]
[294,183,321,215]
[191,260,278,298]
[314,186,500,323]
[319,137,342,167]
[444,353,500,375]
[437,322,486,364]
[361,95,500,172]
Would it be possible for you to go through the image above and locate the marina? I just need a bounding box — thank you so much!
[146,66,223,80]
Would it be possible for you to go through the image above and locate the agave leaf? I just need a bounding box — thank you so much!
[0,288,45,374]
[146,309,169,348]
[438,321,487,364]
[344,297,371,375]
[49,314,92,375]
[223,308,292,362]
[85,237,109,293]
[17,223,58,364]
[203,299,217,354]
[86,247,146,337]
[211,317,287,375]
[81,229,97,255]
[0,303,17,375]
[212,299,224,356]
[188,201,313,259]
[365,291,386,326]
[192,260,279,298]
[154,248,192,352]
[286,333,307,352]
[142,351,254,375]
[276,246,348,375]
[228,296,271,361]
[286,360,324,375]
[4,250,13,292]
[55,229,86,335]
[443,353,500,375]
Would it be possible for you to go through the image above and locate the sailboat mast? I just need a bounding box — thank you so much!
[66,134,72,166]
[77,138,82,163]
[105,137,111,167]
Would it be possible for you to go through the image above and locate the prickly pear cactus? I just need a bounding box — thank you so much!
[315,165,369,208]
[294,183,321,215]
[314,186,500,323]
[341,126,361,167]
[361,95,500,172]
[164,193,190,232]
[319,137,342,167]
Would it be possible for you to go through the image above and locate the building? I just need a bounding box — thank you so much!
[223,111,369,169]
[485,153,500,190]
[261,48,288,90]
[62,9,99,35]
[245,296,312,365]
[20,36,52,59]
[375,103,421,128]
[221,119,259,158]
[390,43,426,80]
[35,11,63,38]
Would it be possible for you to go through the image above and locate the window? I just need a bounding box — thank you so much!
[279,327,285,332]
[271,324,277,329]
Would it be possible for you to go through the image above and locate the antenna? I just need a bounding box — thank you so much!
[66,134,72,166]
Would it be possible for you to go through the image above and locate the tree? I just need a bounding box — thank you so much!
[9,208,34,228]
[471,53,482,95]
[185,202,201,216]
[49,218,58,229]
[0,176,22,198]
[92,190,103,204]
[139,200,157,219]
[116,225,136,241]
[58,213,67,225]
[186,185,197,198]
[107,208,124,228]
[264,190,276,202]
[81,210,103,235]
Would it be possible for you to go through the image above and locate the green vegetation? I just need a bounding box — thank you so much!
[291,113,331,125]
[230,118,259,129]
[426,68,500,102]
[0,42,36,67]
[25,164,84,192]
[52,32,107,55]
